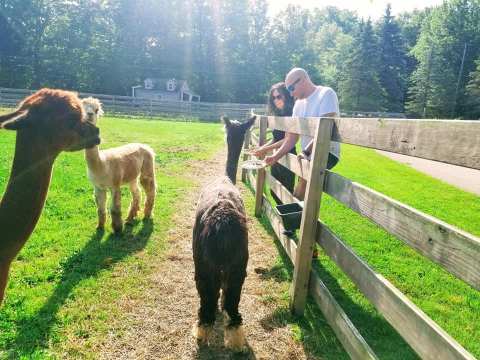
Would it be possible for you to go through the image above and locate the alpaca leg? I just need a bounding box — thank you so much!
[110,188,123,234]
[140,174,156,219]
[222,269,247,351]
[0,259,12,305]
[126,180,141,223]
[193,268,221,344]
[94,187,107,229]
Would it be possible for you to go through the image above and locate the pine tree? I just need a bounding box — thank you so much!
[378,4,407,112]
[338,20,386,111]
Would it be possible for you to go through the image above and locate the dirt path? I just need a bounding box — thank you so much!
[99,148,307,359]
[377,150,480,195]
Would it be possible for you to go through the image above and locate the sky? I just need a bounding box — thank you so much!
[266,0,444,19]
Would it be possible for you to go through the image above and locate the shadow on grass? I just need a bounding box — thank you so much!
[252,202,418,360]
[8,219,153,358]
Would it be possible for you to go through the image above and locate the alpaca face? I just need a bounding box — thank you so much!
[0,89,101,152]
[82,97,104,125]
[224,116,255,152]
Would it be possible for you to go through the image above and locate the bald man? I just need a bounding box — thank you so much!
[265,68,340,200]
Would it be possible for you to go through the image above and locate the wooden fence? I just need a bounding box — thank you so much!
[243,114,480,359]
[0,87,265,121]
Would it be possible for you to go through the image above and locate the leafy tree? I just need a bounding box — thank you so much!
[406,0,480,118]
[465,57,480,118]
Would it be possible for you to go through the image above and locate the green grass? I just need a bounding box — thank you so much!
[254,144,480,359]
[1,111,479,359]
[0,115,225,358]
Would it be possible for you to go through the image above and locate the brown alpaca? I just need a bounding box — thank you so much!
[0,88,100,305]
[82,97,156,233]
[192,116,254,351]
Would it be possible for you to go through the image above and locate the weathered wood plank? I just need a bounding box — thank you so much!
[309,271,378,360]
[246,169,257,193]
[265,173,301,205]
[333,117,480,170]
[242,128,252,182]
[317,223,476,360]
[263,196,378,360]
[324,171,480,290]
[262,195,297,262]
[261,115,318,136]
[255,117,268,216]
[256,114,480,169]
[251,133,259,146]
[276,153,310,180]
[291,118,334,315]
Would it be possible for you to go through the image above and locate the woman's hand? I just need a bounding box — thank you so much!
[252,147,268,158]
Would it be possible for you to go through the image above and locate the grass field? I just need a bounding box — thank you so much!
[0,112,479,359]
[256,143,480,359]
[0,115,225,358]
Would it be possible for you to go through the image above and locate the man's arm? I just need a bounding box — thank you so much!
[264,132,299,166]
[252,138,284,157]
[301,111,337,156]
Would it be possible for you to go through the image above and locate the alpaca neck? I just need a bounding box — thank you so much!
[225,144,242,184]
[0,131,58,260]
[85,145,103,172]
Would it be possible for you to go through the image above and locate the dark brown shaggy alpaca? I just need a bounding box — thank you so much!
[0,88,100,305]
[192,116,254,351]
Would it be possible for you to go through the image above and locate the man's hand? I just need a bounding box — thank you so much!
[297,152,308,161]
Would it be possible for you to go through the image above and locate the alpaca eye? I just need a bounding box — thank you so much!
[95,109,98,113]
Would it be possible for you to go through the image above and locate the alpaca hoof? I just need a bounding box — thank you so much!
[193,322,212,345]
[224,325,247,352]
[112,225,123,234]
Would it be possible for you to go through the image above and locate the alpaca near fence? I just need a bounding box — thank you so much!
[0,89,101,305]
[192,116,254,351]
[81,97,156,233]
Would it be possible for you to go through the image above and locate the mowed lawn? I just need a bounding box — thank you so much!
[0,115,225,358]
[256,143,480,359]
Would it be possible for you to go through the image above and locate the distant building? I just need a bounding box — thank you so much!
[131,78,200,102]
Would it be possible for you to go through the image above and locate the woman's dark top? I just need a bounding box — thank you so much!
[272,129,297,155]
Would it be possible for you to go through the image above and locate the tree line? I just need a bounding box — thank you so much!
[1,0,480,118]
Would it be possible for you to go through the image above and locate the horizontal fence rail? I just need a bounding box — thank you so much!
[255,115,480,170]
[324,170,480,290]
[0,87,266,121]
[244,113,479,359]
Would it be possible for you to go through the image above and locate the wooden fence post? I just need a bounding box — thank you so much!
[254,116,268,216]
[290,117,334,315]
[241,124,253,183]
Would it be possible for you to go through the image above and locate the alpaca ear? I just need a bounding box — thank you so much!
[245,116,256,129]
[0,110,30,130]
[222,116,231,127]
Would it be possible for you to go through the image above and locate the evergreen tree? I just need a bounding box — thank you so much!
[338,20,386,111]
[378,4,407,112]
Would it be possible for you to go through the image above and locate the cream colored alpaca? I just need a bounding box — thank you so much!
[82,97,156,233]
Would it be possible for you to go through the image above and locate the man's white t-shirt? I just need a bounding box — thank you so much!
[292,86,340,159]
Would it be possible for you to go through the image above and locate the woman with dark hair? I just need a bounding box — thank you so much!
[251,82,296,204]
